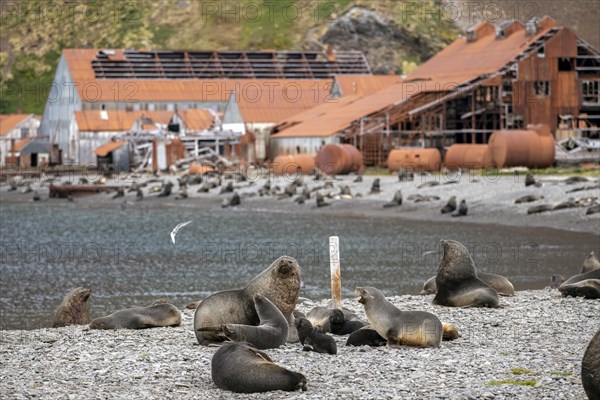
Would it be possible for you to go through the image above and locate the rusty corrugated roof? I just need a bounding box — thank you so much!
[0,114,34,136]
[272,79,462,138]
[95,140,125,157]
[13,138,32,152]
[407,18,559,82]
[334,75,404,96]
[177,109,213,131]
[235,85,331,123]
[75,110,175,132]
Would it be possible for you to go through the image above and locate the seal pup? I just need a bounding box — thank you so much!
[525,173,541,187]
[90,303,181,329]
[295,318,337,354]
[582,328,600,400]
[196,294,288,349]
[316,192,330,207]
[383,190,402,208]
[222,192,241,208]
[582,251,600,274]
[432,240,499,308]
[53,287,92,328]
[306,306,341,332]
[420,272,515,296]
[452,199,468,217]
[559,279,600,299]
[440,196,456,214]
[356,286,443,348]
[194,256,301,345]
[346,326,387,347]
[211,342,307,393]
[353,174,363,183]
[112,186,125,199]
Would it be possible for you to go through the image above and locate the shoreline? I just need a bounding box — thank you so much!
[1,290,596,399]
[1,173,599,234]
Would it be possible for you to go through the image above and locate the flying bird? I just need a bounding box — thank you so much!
[171,221,192,244]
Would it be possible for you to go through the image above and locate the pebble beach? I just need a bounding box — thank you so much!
[1,289,598,399]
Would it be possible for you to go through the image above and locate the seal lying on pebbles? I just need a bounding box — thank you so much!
[53,287,92,328]
[295,318,337,354]
[194,256,301,345]
[356,286,443,348]
[515,194,544,204]
[211,342,307,393]
[432,240,499,308]
[420,272,515,296]
[90,303,181,329]
[196,294,288,349]
[582,328,600,400]
[306,306,340,332]
[346,326,388,347]
[383,190,402,208]
[558,268,600,299]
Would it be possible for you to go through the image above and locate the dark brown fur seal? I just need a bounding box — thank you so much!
[196,294,288,349]
[295,318,337,354]
[420,272,515,296]
[346,326,387,347]
[53,287,92,328]
[211,342,307,393]
[441,196,457,214]
[306,306,342,332]
[559,280,600,299]
[194,256,301,345]
[89,303,181,329]
[582,328,600,400]
[432,240,499,308]
[356,286,443,348]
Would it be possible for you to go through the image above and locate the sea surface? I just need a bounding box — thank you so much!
[1,199,598,330]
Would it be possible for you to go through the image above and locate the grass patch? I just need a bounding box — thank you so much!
[487,379,537,387]
[500,352,510,356]
[511,368,534,375]
[550,371,572,376]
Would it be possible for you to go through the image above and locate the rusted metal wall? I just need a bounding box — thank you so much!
[387,148,442,172]
[514,29,580,132]
[444,144,493,169]
[315,144,363,175]
[272,154,316,175]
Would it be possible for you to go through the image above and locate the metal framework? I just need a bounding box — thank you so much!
[92,50,371,79]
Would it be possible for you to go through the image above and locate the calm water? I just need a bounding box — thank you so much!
[1,200,598,330]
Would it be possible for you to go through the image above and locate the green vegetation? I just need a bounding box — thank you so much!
[477,166,600,177]
[511,368,534,375]
[487,379,537,387]
[0,0,458,114]
[549,371,572,376]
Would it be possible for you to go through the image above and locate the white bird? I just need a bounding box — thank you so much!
[171,221,192,244]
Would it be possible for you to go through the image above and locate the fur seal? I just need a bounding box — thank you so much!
[420,272,515,296]
[295,318,337,354]
[441,196,457,214]
[582,328,600,400]
[194,256,301,345]
[370,178,381,193]
[582,251,600,274]
[356,286,443,348]
[452,199,468,217]
[196,294,288,349]
[306,306,340,332]
[551,275,566,289]
[559,279,600,299]
[432,240,499,308]
[90,303,181,329]
[212,342,307,393]
[52,287,92,328]
[383,190,402,208]
[316,192,330,207]
[346,326,387,347]
[515,194,544,204]
[222,192,241,208]
[157,181,173,197]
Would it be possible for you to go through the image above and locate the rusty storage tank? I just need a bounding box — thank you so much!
[315,144,363,175]
[272,154,316,175]
[387,148,442,172]
[488,124,555,168]
[444,144,494,170]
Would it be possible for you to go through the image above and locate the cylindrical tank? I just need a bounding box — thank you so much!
[488,124,555,168]
[387,148,442,172]
[444,144,494,170]
[315,144,363,175]
[272,154,316,175]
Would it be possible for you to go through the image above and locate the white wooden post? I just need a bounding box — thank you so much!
[329,236,342,309]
